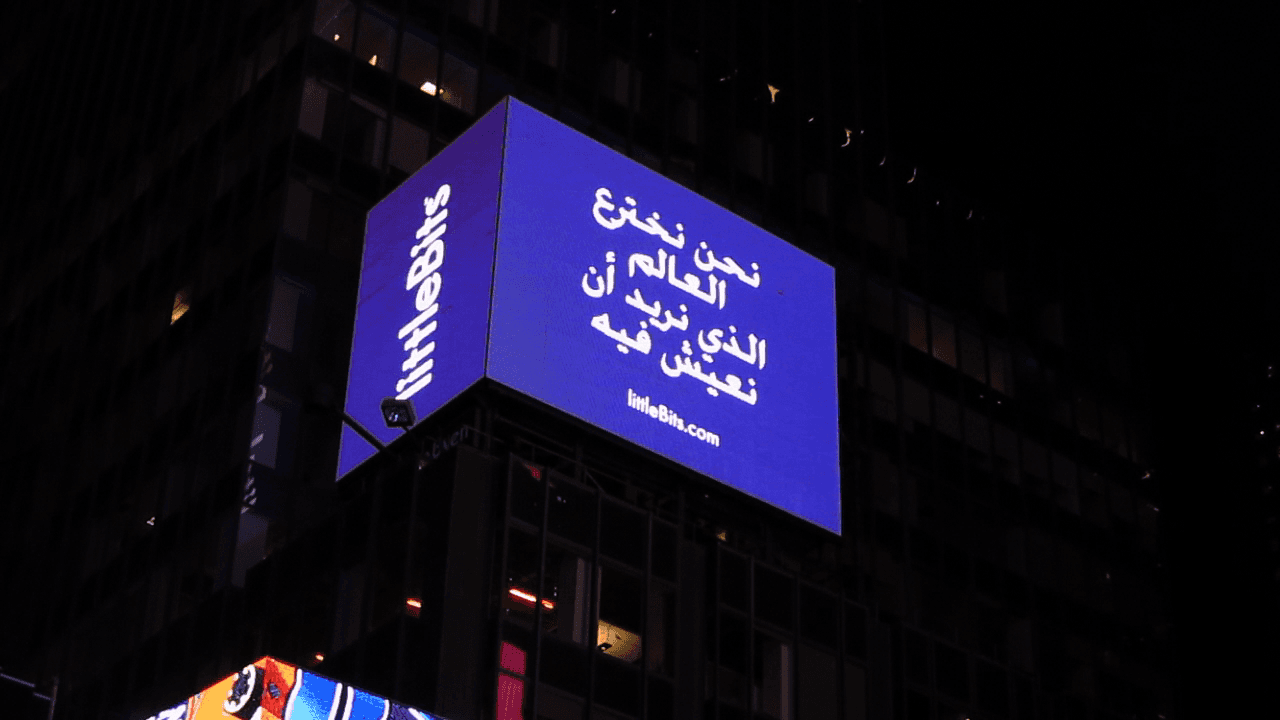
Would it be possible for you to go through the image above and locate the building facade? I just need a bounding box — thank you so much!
[0,2,1170,720]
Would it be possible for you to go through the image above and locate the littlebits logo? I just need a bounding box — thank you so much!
[628,388,721,446]
[396,183,451,400]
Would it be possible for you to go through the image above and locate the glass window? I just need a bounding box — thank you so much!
[754,633,793,720]
[389,116,430,173]
[399,31,440,94]
[502,528,542,620]
[845,663,867,720]
[647,585,676,675]
[989,342,1012,396]
[904,377,930,425]
[935,643,969,701]
[965,410,989,453]
[547,474,595,547]
[993,424,1018,483]
[866,279,894,334]
[959,327,986,382]
[598,566,645,663]
[1052,453,1079,514]
[673,95,698,143]
[935,394,960,439]
[346,95,387,167]
[871,452,899,516]
[931,313,956,366]
[508,458,544,526]
[496,644,526,720]
[440,53,478,114]
[1021,439,1047,484]
[905,300,928,353]
[869,360,897,421]
[355,7,396,70]
[543,546,592,643]
[315,0,356,50]
[258,29,281,80]
[737,130,772,182]
[1076,393,1100,441]
[754,566,793,628]
[601,500,646,569]
[1101,403,1126,455]
[283,179,312,241]
[265,277,304,351]
[531,16,561,67]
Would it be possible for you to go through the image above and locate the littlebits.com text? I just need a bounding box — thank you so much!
[627,388,720,446]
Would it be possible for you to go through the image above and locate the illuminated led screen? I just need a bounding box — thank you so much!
[340,98,840,534]
[142,657,438,720]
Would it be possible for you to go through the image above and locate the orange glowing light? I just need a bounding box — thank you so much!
[406,598,422,608]
[508,587,555,611]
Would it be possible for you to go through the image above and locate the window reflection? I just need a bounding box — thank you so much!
[440,54,478,114]
[356,6,395,70]
[314,0,355,50]
[390,117,430,174]
[399,32,440,94]
[346,95,387,168]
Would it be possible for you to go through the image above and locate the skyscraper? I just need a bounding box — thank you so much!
[0,3,1171,720]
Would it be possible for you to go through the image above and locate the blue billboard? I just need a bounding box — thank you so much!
[340,98,840,534]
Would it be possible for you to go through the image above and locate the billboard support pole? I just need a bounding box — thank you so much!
[343,412,387,452]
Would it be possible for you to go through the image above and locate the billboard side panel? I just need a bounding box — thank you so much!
[338,100,508,479]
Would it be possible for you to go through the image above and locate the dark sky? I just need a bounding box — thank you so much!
[885,4,1280,715]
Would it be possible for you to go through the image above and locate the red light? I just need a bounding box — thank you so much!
[508,587,555,611]
[497,674,524,720]
[500,641,527,674]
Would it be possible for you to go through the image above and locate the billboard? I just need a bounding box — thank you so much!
[141,657,437,720]
[340,98,840,534]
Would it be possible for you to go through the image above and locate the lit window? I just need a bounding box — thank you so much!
[355,8,395,71]
[598,619,642,662]
[314,0,355,51]
[171,288,190,324]
[440,53,478,114]
[399,31,440,93]
[497,642,526,720]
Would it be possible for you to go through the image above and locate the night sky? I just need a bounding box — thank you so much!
[885,4,1280,714]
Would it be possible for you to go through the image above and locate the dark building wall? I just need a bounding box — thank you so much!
[1,2,1170,720]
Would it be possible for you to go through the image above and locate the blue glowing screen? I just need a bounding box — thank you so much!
[340,98,839,534]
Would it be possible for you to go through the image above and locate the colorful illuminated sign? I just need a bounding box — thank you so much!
[141,657,438,720]
[340,98,840,534]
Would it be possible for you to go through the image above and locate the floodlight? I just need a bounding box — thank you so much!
[381,397,415,429]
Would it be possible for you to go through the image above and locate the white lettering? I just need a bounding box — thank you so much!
[397,183,451,400]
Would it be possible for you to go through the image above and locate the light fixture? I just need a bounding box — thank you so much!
[381,397,415,429]
[508,587,555,611]
[369,54,378,66]
[313,653,325,663]
[171,288,191,324]
[420,80,437,95]
[406,598,422,608]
